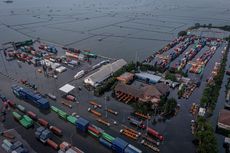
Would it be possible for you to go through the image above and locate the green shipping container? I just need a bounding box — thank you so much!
[51,106,59,113]
[101,132,115,143]
[23,115,33,123]
[58,110,68,120]
[19,118,33,128]
[67,115,77,125]
[12,112,22,120]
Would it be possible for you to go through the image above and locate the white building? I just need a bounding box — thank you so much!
[84,59,127,87]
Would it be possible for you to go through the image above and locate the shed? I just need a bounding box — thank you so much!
[217,109,230,131]
[59,84,75,94]
[84,59,127,87]
[135,72,162,84]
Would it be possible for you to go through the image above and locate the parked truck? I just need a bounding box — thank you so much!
[12,85,50,109]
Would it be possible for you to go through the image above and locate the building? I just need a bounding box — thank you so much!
[116,72,134,84]
[217,109,230,131]
[135,72,162,84]
[84,59,127,87]
[114,82,169,104]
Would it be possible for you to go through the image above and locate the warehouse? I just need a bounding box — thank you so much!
[135,72,162,84]
[84,59,127,87]
[217,109,230,131]
[114,82,169,104]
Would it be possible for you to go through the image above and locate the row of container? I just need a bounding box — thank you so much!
[1,139,29,153]
[51,105,142,153]
[189,45,218,74]
[12,85,50,109]
[156,35,195,69]
[171,39,206,71]
[143,35,188,63]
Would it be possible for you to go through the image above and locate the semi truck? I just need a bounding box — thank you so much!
[12,85,50,109]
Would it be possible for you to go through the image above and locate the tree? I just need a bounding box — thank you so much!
[195,23,201,28]
[178,31,187,37]
[208,23,212,29]
[163,98,177,114]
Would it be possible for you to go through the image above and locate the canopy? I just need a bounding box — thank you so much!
[59,84,75,93]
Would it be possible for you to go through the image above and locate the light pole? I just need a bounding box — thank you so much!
[0,44,9,76]
[104,96,108,118]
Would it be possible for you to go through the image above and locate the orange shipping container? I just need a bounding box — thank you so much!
[47,139,59,150]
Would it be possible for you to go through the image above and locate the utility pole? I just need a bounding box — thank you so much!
[105,96,108,118]
[0,44,9,76]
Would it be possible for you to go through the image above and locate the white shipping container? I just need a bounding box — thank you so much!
[74,70,85,79]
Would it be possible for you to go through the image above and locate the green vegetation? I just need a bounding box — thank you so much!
[162,98,177,115]
[177,84,186,98]
[178,31,187,37]
[188,23,230,32]
[131,102,153,115]
[138,62,165,73]
[195,117,218,153]
[131,95,177,116]
[94,62,136,96]
[165,71,177,82]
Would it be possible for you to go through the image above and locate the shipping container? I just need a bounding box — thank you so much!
[38,118,49,127]
[147,127,164,141]
[12,112,22,121]
[27,111,37,120]
[67,115,77,125]
[47,139,59,150]
[11,141,23,150]
[50,126,62,136]
[88,126,100,137]
[124,144,142,153]
[58,110,68,120]
[112,137,128,153]
[99,138,112,149]
[16,104,26,113]
[19,118,33,128]
[51,105,59,113]
[3,139,12,148]
[76,117,89,132]
[101,132,115,143]
[1,143,11,153]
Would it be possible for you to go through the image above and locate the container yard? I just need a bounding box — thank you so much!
[0,1,230,152]
[0,28,229,153]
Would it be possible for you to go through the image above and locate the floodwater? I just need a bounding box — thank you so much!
[0,0,230,153]
[0,0,230,61]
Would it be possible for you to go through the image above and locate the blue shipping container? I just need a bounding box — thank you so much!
[112,137,128,153]
[76,117,89,132]
[99,138,112,149]
[124,144,142,153]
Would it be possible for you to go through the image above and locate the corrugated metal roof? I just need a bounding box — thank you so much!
[218,109,230,126]
[84,59,127,86]
[135,72,162,83]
